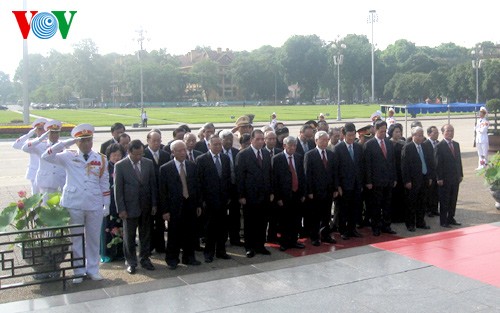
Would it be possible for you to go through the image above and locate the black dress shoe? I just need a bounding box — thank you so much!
[417,225,431,229]
[167,263,177,270]
[311,240,321,246]
[441,224,451,228]
[341,234,350,240]
[257,247,271,255]
[216,253,231,260]
[294,242,305,249]
[279,245,287,251]
[322,236,337,244]
[350,230,363,238]
[373,229,381,236]
[204,256,213,263]
[449,220,462,226]
[126,265,136,274]
[382,227,397,234]
[141,259,155,271]
[182,258,201,266]
[246,249,255,258]
[407,227,416,232]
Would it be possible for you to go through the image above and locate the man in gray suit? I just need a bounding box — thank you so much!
[114,139,157,274]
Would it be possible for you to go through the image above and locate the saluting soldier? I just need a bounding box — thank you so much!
[12,117,47,194]
[475,106,489,170]
[22,120,66,201]
[42,124,110,284]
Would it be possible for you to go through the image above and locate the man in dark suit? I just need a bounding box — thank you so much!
[264,130,283,243]
[272,136,306,251]
[114,140,157,274]
[100,122,126,154]
[401,126,435,232]
[164,127,186,154]
[363,120,397,236]
[304,130,337,246]
[184,132,203,162]
[196,135,232,263]
[333,123,363,240]
[159,140,202,269]
[295,124,316,158]
[220,130,243,246]
[423,126,440,217]
[236,129,273,258]
[435,124,463,228]
[194,122,215,153]
[143,131,171,254]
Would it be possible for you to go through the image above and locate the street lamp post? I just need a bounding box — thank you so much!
[368,10,378,103]
[333,43,346,121]
[471,45,483,104]
[135,28,147,115]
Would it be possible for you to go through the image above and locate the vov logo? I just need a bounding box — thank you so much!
[13,11,77,39]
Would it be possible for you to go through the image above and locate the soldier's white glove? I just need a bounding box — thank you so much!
[63,138,77,147]
[103,205,110,217]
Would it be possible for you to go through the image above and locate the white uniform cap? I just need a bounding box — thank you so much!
[44,120,62,132]
[71,123,94,138]
[31,118,48,128]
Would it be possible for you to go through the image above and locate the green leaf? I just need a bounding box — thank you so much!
[0,204,18,231]
[37,205,70,227]
[23,194,43,210]
[46,193,61,208]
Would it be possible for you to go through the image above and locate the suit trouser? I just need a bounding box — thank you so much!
[69,208,102,276]
[204,204,228,257]
[279,193,302,247]
[370,185,393,231]
[123,212,152,267]
[338,189,362,235]
[310,196,333,241]
[439,181,460,225]
[150,209,166,253]
[405,179,428,228]
[266,200,279,240]
[426,179,439,214]
[243,200,268,251]
[227,185,241,243]
[166,200,197,264]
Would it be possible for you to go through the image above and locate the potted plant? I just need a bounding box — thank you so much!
[486,98,500,152]
[0,191,71,278]
[478,152,500,209]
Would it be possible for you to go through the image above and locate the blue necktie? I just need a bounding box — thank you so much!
[417,145,427,175]
[215,155,222,177]
[348,144,354,161]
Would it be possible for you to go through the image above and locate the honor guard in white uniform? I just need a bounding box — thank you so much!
[12,118,47,194]
[385,107,396,126]
[475,106,489,170]
[42,123,110,283]
[22,120,66,200]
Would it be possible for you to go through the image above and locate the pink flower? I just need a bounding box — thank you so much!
[17,190,27,198]
[17,200,25,210]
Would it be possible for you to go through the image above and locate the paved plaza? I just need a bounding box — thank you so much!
[0,115,499,312]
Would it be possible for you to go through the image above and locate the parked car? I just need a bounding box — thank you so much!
[0,105,8,110]
[215,102,228,107]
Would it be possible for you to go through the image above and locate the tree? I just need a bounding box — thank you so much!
[0,71,14,103]
[190,60,219,101]
[279,35,327,101]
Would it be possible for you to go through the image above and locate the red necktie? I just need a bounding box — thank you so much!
[257,150,262,167]
[380,139,387,159]
[289,156,299,192]
[321,150,327,168]
[189,151,194,162]
[448,141,455,158]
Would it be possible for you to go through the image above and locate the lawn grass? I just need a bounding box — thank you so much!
[0,110,30,124]
[0,104,473,127]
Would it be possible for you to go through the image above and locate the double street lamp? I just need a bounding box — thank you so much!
[368,9,378,103]
[471,44,483,104]
[333,43,346,121]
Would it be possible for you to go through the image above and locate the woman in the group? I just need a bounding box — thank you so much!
[100,143,126,262]
[388,123,406,223]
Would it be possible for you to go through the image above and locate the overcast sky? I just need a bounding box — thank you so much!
[0,0,497,78]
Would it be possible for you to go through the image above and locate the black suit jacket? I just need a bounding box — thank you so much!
[363,137,396,187]
[183,149,203,162]
[100,138,116,155]
[333,141,363,191]
[295,139,316,159]
[143,148,171,180]
[196,152,231,210]
[304,148,336,198]
[401,141,435,188]
[194,140,209,153]
[159,160,201,217]
[435,140,463,184]
[236,147,272,205]
[272,152,306,201]
[265,147,283,159]
[114,157,157,218]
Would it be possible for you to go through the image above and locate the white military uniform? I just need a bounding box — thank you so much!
[475,115,489,169]
[12,118,47,193]
[42,136,110,278]
[22,137,66,196]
